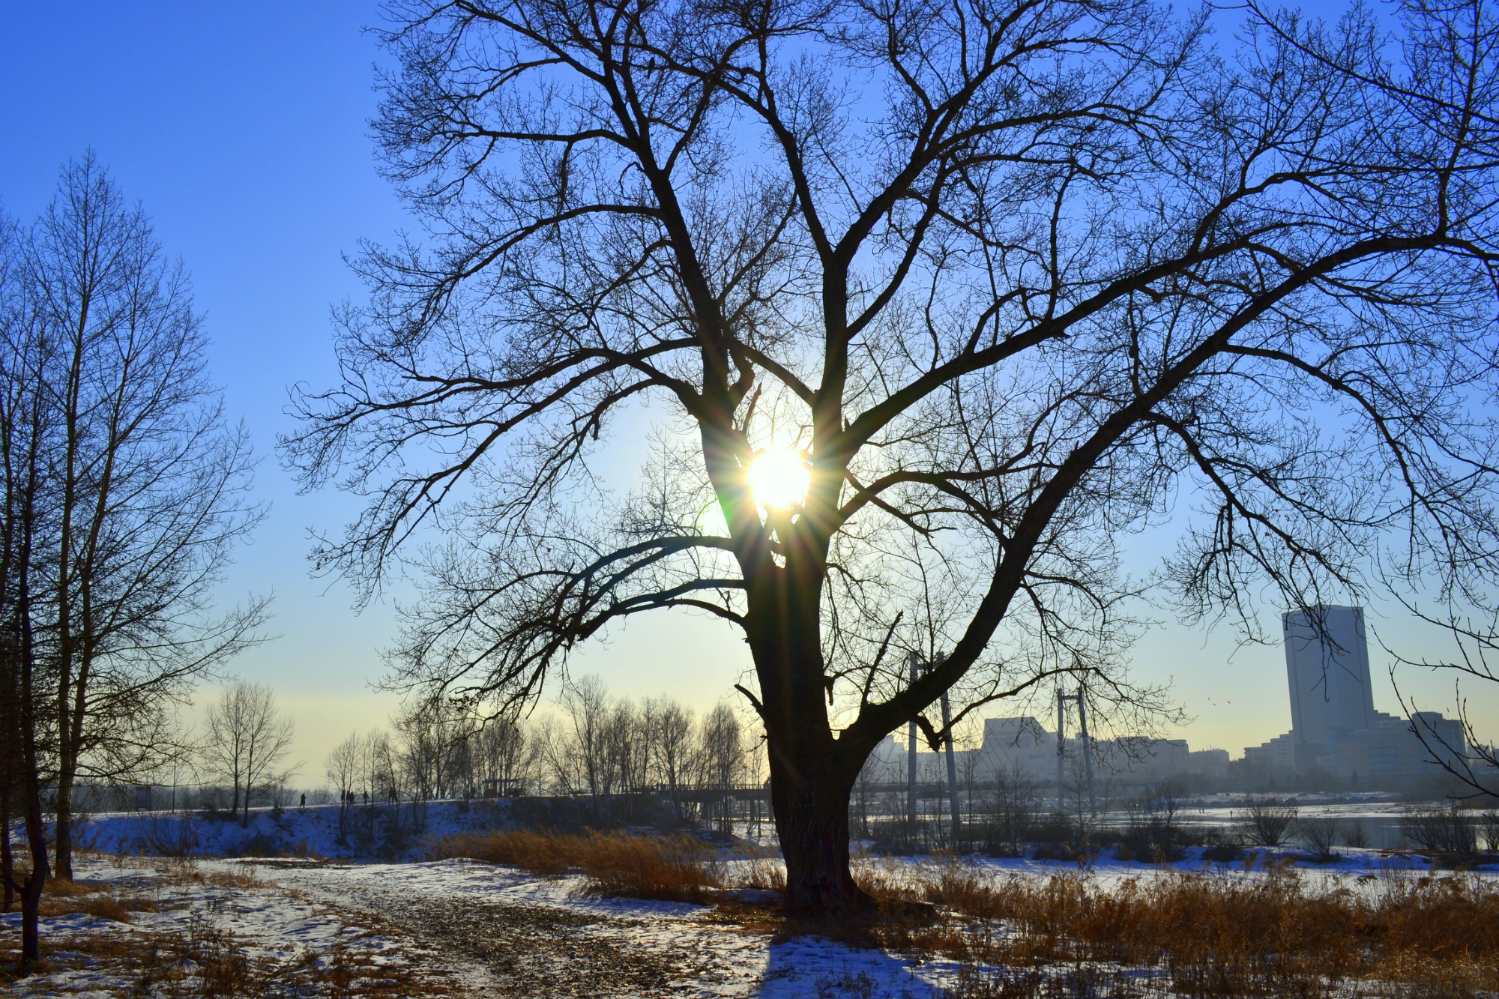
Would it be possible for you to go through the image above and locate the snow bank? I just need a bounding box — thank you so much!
[73,799,509,861]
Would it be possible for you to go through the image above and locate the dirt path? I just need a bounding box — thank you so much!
[238,859,778,997]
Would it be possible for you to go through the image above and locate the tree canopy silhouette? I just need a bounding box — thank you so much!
[288,0,1499,911]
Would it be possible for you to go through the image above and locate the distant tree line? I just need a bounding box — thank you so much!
[317,676,756,843]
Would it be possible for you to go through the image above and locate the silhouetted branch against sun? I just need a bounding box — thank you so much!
[286,0,1499,911]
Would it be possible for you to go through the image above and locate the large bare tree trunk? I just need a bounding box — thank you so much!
[768,748,867,914]
[751,568,874,915]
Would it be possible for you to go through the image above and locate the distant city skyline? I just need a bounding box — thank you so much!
[2,2,1493,782]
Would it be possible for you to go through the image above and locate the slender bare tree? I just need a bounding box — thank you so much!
[472,712,539,795]
[203,681,296,825]
[327,732,363,841]
[700,702,746,835]
[20,154,266,877]
[1,208,60,967]
[289,0,1499,911]
[0,207,21,919]
[643,696,696,817]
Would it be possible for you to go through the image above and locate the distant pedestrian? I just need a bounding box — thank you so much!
[299,793,306,809]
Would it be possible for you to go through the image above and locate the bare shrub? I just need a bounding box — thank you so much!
[1116,785,1186,863]
[1298,817,1342,861]
[1201,830,1245,863]
[983,766,1039,857]
[1236,797,1299,847]
[1402,808,1479,860]
[173,913,255,997]
[1479,810,1499,853]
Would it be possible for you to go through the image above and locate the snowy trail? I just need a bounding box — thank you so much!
[225,857,962,997]
[4,856,496,997]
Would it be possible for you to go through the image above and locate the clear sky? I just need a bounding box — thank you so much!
[2,2,1492,778]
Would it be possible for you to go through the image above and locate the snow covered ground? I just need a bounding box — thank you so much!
[216,856,973,997]
[8,839,1495,997]
[6,802,1496,996]
[1,855,493,996]
[872,841,1498,896]
[3,854,971,997]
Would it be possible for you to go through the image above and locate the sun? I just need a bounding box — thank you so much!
[747,446,811,513]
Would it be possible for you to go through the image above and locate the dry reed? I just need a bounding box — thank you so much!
[433,829,721,902]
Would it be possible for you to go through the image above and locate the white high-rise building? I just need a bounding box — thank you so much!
[1283,605,1376,763]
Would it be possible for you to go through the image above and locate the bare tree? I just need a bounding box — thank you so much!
[1,210,60,966]
[288,0,1499,911]
[472,713,538,795]
[547,675,612,804]
[1298,816,1342,861]
[203,681,296,825]
[643,696,697,817]
[396,697,468,802]
[327,732,362,842]
[700,703,745,836]
[20,154,264,877]
[0,207,23,919]
[1237,796,1299,848]
[990,763,1041,857]
[366,729,400,803]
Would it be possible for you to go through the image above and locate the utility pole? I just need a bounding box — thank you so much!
[1055,686,1096,815]
[1056,689,1067,806]
[939,684,960,847]
[1075,686,1096,815]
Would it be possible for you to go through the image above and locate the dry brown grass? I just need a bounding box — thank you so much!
[706,858,1499,996]
[433,829,722,902]
[29,878,158,923]
[859,860,1499,996]
[39,877,107,898]
[191,865,262,890]
[433,829,574,875]
[741,855,788,893]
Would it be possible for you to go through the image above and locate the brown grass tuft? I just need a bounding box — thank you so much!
[433,829,721,902]
[41,877,107,898]
[34,880,157,923]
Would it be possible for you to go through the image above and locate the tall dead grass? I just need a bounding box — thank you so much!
[893,861,1499,996]
[433,829,721,902]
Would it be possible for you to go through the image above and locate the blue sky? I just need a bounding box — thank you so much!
[2,1,1492,774]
